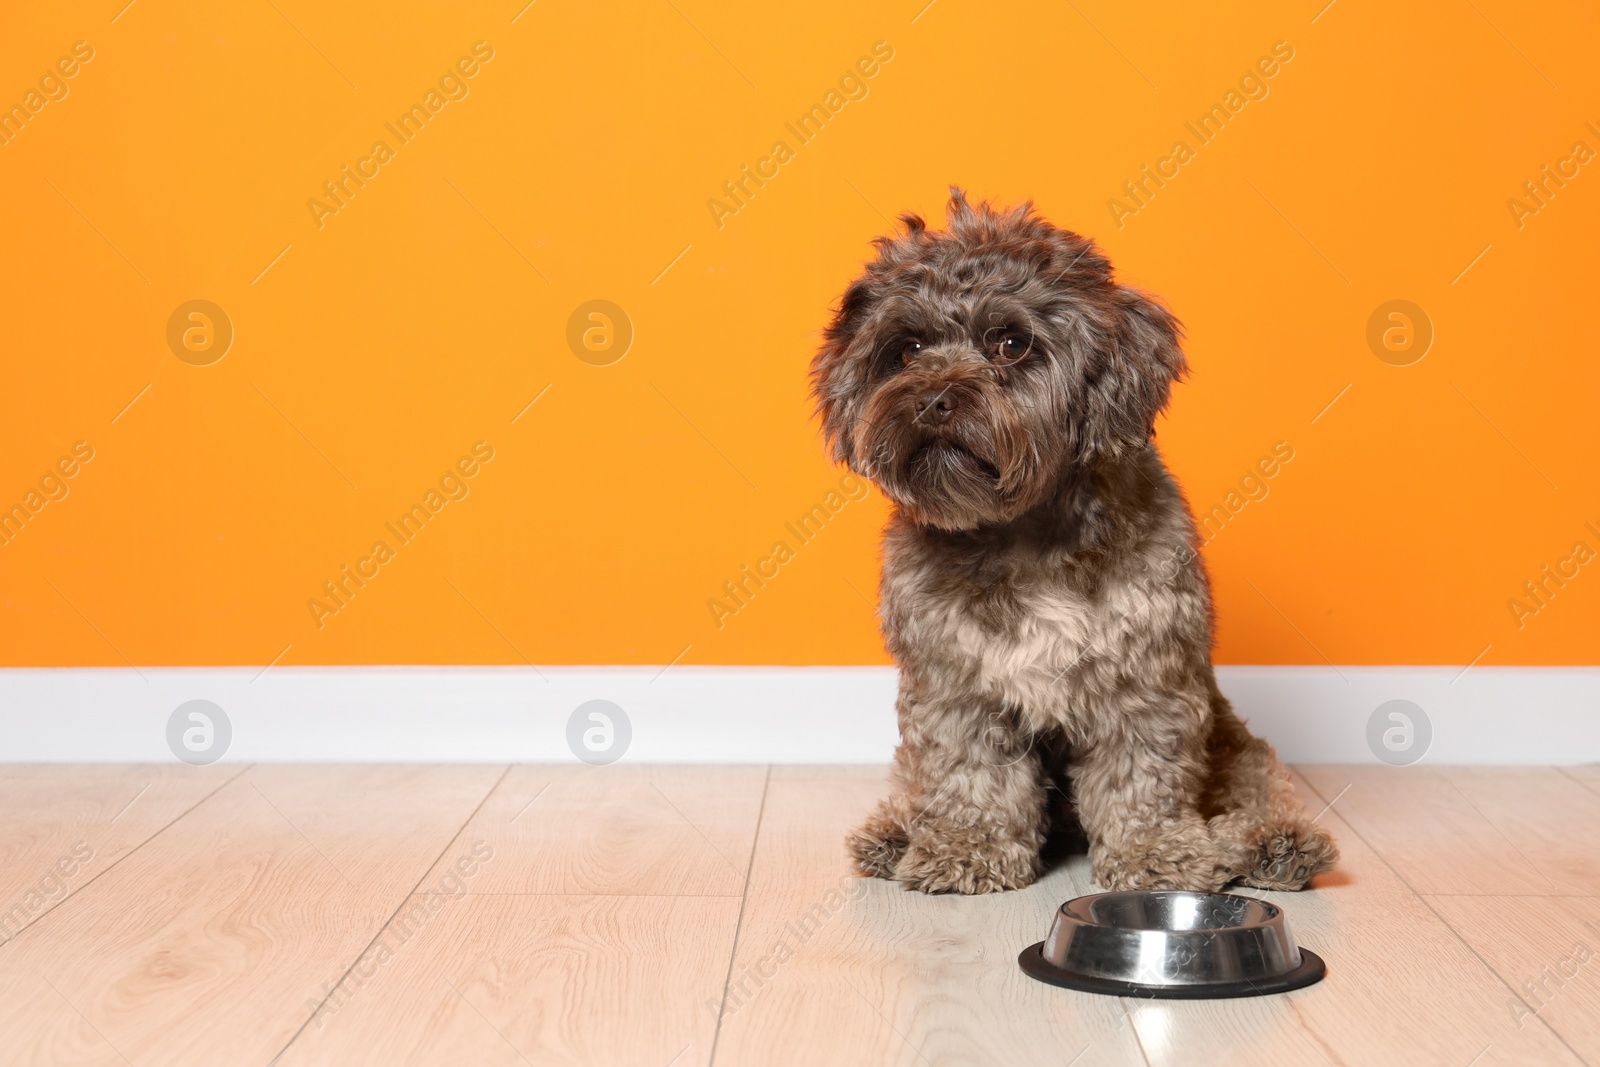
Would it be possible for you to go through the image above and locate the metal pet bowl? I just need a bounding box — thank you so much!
[1019,891,1325,999]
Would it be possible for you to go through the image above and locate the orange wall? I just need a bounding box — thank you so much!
[1,1,1596,668]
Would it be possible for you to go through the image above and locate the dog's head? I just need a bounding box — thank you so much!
[811,188,1185,531]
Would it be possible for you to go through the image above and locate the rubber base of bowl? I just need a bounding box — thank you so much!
[1018,942,1326,999]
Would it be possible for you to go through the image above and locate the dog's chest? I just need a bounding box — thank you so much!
[895,553,1162,707]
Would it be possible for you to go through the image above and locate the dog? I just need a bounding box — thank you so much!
[810,189,1337,895]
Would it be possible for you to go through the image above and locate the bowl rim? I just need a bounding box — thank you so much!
[1063,889,1285,931]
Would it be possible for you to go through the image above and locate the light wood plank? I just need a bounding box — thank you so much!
[0,765,503,1067]
[1117,771,1584,1067]
[710,767,1148,1067]
[0,764,236,946]
[437,764,769,896]
[272,764,771,1067]
[1429,894,1600,1062]
[1560,765,1600,791]
[274,894,741,1067]
[1300,765,1600,895]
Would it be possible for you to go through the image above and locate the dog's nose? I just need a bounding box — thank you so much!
[915,388,956,424]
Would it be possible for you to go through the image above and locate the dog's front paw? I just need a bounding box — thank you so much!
[1091,836,1231,893]
[1240,823,1338,891]
[895,828,1040,894]
[847,810,909,879]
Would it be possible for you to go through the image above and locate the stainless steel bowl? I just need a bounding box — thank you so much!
[1019,891,1325,998]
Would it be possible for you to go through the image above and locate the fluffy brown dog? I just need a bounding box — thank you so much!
[811,189,1337,895]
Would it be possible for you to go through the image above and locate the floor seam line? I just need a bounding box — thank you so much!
[1556,766,1600,801]
[707,764,772,1067]
[264,763,514,1067]
[0,763,253,953]
[1298,772,1593,1067]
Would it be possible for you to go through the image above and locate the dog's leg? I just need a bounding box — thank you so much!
[849,681,1047,894]
[1072,691,1233,892]
[1203,690,1338,890]
[845,684,922,880]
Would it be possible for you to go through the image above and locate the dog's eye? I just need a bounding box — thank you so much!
[899,340,924,364]
[989,333,1032,364]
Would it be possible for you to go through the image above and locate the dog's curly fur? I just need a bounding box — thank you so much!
[810,189,1337,895]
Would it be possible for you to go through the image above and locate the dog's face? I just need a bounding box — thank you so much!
[811,189,1186,531]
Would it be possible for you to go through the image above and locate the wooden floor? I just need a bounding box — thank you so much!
[2,765,1599,1066]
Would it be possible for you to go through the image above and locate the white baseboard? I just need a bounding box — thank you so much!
[0,666,1595,764]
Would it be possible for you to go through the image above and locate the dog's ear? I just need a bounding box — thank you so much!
[810,276,874,465]
[813,210,931,466]
[1082,286,1187,453]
